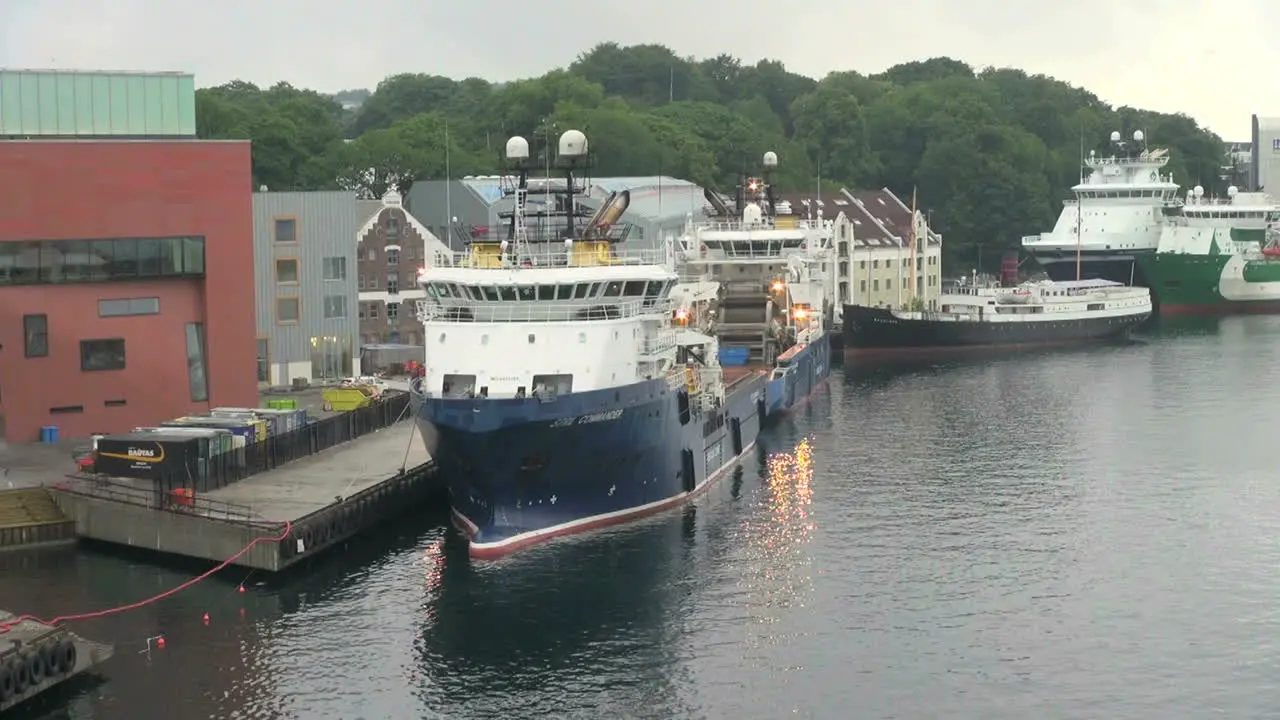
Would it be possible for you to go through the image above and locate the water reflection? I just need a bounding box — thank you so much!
[414,510,698,718]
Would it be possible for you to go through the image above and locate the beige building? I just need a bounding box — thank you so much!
[778,188,943,315]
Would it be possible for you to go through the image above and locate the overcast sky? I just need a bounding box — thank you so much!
[0,0,1267,140]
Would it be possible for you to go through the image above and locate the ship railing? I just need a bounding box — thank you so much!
[416,297,679,324]
[665,368,689,390]
[428,245,670,271]
[1084,154,1170,168]
[639,328,678,356]
[691,218,824,233]
[467,223,633,244]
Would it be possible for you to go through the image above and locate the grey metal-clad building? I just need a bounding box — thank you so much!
[405,178,496,248]
[252,190,361,385]
[406,175,706,249]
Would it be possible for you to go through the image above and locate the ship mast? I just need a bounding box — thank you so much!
[1075,190,1083,282]
[908,186,918,302]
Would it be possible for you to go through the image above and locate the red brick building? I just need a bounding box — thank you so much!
[0,140,258,441]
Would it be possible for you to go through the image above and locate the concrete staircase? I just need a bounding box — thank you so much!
[0,488,76,549]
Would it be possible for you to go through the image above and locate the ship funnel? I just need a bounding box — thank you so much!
[1000,253,1019,288]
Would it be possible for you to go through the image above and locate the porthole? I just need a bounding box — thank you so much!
[481,334,489,345]
[578,332,587,343]
[528,334,536,344]
[438,333,446,343]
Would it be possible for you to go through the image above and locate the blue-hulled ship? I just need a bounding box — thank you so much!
[678,152,835,418]
[411,130,767,559]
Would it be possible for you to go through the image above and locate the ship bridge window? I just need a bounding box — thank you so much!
[499,286,517,301]
[623,281,646,296]
[604,281,623,297]
[518,285,536,300]
[482,286,500,301]
[538,285,556,300]
[573,283,590,299]
[555,284,574,300]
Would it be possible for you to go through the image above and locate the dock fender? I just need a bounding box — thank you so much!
[730,418,743,456]
[24,649,44,685]
[8,655,27,694]
[756,397,766,421]
[58,641,76,674]
[0,658,13,701]
[38,642,58,676]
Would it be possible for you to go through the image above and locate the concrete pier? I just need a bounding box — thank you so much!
[0,610,113,713]
[50,420,441,572]
[0,489,76,550]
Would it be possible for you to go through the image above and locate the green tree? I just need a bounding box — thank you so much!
[200,45,1227,276]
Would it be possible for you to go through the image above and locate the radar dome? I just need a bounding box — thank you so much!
[742,203,764,226]
[763,151,778,168]
[1133,130,1145,143]
[1110,131,1122,143]
[1228,185,1239,196]
[558,129,588,158]
[1193,185,1204,197]
[505,136,530,161]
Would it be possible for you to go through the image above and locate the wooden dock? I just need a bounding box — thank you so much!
[0,610,112,713]
[49,420,442,572]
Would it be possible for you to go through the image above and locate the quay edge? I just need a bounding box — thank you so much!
[49,423,444,573]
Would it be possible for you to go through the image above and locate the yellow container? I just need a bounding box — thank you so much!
[322,387,372,412]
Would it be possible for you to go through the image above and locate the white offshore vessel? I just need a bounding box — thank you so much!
[410,130,765,559]
[1021,130,1181,286]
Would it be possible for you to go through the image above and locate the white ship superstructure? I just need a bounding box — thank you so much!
[1021,130,1179,284]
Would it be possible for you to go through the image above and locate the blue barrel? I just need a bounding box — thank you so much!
[40,425,59,443]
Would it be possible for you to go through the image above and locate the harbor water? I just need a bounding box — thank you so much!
[7,315,1280,719]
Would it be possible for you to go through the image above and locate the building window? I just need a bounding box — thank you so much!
[256,338,270,383]
[277,297,300,323]
[368,303,379,319]
[386,215,401,242]
[387,249,400,266]
[323,257,347,281]
[98,297,160,317]
[860,280,867,292]
[358,275,365,290]
[309,336,352,380]
[387,302,400,321]
[80,339,125,372]
[367,276,378,289]
[0,237,205,286]
[323,295,347,319]
[276,258,299,284]
[274,218,297,243]
[23,314,48,358]
[387,277,399,294]
[185,323,208,402]
[366,248,376,261]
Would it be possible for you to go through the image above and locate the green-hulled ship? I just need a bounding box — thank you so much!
[1137,190,1280,315]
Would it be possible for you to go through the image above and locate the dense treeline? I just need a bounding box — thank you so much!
[195,44,1230,270]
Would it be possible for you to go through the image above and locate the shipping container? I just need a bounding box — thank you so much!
[135,426,245,477]
[212,407,306,435]
[94,433,200,483]
[165,416,266,444]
